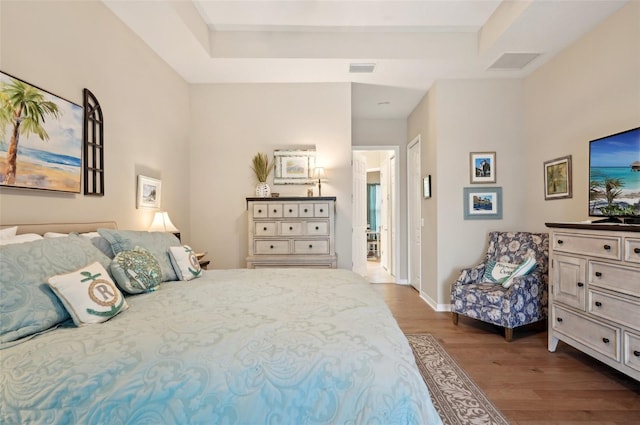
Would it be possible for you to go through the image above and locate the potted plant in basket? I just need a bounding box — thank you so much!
[251,152,274,197]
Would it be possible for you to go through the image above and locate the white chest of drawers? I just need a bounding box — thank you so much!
[246,197,337,268]
[546,223,640,381]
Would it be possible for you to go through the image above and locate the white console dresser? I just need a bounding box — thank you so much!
[546,222,640,381]
[246,197,337,268]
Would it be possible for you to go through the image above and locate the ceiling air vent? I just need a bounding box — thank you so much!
[489,53,541,70]
[349,63,376,73]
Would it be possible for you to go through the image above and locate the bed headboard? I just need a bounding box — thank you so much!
[0,221,118,235]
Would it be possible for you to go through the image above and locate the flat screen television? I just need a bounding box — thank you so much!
[589,127,640,224]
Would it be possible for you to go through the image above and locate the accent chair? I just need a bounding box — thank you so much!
[450,231,549,341]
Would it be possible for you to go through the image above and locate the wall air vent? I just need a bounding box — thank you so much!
[489,53,541,70]
[349,63,376,73]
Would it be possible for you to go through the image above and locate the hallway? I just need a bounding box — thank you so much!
[366,259,395,283]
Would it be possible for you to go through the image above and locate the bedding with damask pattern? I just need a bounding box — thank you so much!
[0,233,441,424]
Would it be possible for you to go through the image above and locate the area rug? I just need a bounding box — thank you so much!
[407,334,511,425]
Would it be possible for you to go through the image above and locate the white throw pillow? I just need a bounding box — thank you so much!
[0,226,18,241]
[47,262,128,326]
[501,257,538,289]
[0,233,44,245]
[483,260,518,283]
[44,232,67,238]
[169,245,202,281]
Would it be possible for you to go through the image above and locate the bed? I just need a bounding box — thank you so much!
[0,223,442,424]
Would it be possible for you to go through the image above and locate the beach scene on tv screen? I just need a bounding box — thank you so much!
[589,128,640,217]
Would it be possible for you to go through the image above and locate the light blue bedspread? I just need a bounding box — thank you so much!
[1,268,442,424]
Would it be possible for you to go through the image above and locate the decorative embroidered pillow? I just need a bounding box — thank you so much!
[110,247,162,294]
[483,260,519,283]
[169,245,202,281]
[47,262,128,326]
[502,257,538,289]
[98,229,180,281]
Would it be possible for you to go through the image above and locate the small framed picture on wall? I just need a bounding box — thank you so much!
[470,152,496,184]
[423,175,432,199]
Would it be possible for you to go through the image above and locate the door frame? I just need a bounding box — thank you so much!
[352,146,400,280]
[407,136,421,292]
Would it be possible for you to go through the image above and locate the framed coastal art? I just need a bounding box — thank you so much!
[544,155,572,200]
[273,148,316,184]
[0,71,83,193]
[137,175,161,209]
[463,187,503,220]
[470,151,496,184]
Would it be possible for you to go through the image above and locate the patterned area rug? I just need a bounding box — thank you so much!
[407,334,510,425]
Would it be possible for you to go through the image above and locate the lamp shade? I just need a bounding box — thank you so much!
[313,167,326,180]
[148,211,179,232]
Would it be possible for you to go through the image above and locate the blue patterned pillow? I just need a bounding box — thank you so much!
[111,247,162,294]
[0,234,112,347]
[98,229,181,282]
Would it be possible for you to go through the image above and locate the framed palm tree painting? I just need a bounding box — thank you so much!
[544,155,572,200]
[0,71,83,193]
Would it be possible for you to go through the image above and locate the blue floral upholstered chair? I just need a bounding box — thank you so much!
[450,231,549,341]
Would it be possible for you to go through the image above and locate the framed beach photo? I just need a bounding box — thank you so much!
[470,152,496,184]
[0,71,83,193]
[273,149,316,184]
[137,175,161,209]
[463,187,503,220]
[544,155,572,200]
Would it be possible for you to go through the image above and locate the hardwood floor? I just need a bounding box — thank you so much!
[371,283,640,425]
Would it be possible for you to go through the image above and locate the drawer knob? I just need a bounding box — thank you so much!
[315,226,319,230]
[557,239,564,245]
[308,244,313,249]
[595,272,602,277]
[263,227,267,231]
[319,209,324,213]
[602,338,610,344]
[595,301,602,307]
[258,209,263,213]
[603,244,611,251]
[273,209,277,213]
[634,248,640,254]
[556,317,563,323]
[577,282,584,287]
[270,245,274,249]
[289,226,293,230]
[634,350,640,357]
[289,209,293,213]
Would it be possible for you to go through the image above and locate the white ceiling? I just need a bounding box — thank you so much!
[103,0,629,119]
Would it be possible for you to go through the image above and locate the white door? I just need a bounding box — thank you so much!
[380,156,390,272]
[407,137,422,291]
[389,154,397,278]
[351,152,368,276]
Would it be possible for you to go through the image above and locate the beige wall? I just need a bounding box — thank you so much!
[408,80,525,307]
[188,83,352,269]
[523,1,640,230]
[0,1,191,237]
[407,1,639,309]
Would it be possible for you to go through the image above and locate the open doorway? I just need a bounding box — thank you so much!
[352,147,399,283]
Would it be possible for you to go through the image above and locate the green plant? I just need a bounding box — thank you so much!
[251,153,274,182]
